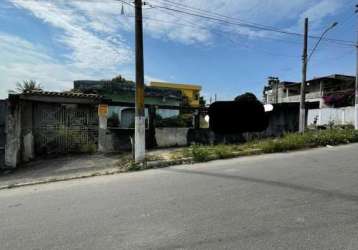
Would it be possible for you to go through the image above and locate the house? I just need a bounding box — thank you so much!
[74,78,183,128]
[263,74,356,126]
[4,91,101,168]
[149,81,202,108]
[263,74,355,108]
[74,79,182,107]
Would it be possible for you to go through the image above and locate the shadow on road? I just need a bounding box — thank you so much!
[164,168,358,203]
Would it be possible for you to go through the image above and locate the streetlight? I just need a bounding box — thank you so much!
[299,20,338,133]
[308,22,338,62]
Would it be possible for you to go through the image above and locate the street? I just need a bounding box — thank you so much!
[2,144,358,249]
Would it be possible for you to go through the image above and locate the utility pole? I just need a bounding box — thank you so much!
[355,5,358,129]
[134,0,145,163]
[299,18,308,133]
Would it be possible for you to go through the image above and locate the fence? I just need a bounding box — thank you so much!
[33,103,98,155]
[307,107,355,126]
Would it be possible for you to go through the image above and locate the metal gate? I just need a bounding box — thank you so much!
[33,103,98,155]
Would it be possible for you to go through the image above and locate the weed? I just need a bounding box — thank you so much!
[190,144,212,162]
[185,129,358,163]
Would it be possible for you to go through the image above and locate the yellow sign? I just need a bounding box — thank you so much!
[98,104,109,117]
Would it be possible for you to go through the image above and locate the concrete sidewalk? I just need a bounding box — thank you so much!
[0,147,188,189]
[0,153,130,189]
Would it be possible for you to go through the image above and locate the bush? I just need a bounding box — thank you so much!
[259,129,358,153]
[307,129,358,146]
[128,162,143,171]
[184,128,358,164]
[191,144,211,162]
[213,145,236,159]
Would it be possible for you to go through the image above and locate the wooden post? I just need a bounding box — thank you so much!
[134,0,145,162]
[299,18,308,133]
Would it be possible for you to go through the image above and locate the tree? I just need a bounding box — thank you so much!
[111,75,134,84]
[16,80,43,93]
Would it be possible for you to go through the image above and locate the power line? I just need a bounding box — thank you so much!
[149,0,298,36]
[146,0,357,47]
[132,15,301,58]
[15,0,358,48]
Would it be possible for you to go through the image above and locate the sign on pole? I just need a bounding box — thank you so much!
[98,104,109,117]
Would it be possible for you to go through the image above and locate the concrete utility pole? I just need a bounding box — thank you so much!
[299,18,308,133]
[134,0,145,163]
[355,5,358,129]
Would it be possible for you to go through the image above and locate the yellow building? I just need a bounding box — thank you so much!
[150,82,202,107]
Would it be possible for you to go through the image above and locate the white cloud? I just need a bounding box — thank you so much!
[136,0,344,44]
[144,74,167,84]
[11,0,133,70]
[300,0,341,24]
[8,0,345,51]
[0,0,345,99]
[0,32,123,98]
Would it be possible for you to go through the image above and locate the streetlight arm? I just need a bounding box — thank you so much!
[307,22,338,62]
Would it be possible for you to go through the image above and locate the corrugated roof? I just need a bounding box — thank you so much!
[74,80,182,99]
[22,91,102,99]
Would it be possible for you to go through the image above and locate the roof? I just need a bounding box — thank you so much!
[74,80,182,100]
[21,91,102,99]
[10,91,102,104]
[310,74,354,82]
[278,74,355,88]
[281,81,298,86]
[150,81,202,91]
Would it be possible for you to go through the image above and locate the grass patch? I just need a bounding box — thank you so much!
[191,144,213,162]
[127,162,143,172]
[120,129,358,171]
[183,129,358,163]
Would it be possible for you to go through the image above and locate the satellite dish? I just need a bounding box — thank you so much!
[204,115,210,123]
[264,104,274,112]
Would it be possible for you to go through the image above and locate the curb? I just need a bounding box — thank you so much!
[0,158,194,191]
[0,168,125,191]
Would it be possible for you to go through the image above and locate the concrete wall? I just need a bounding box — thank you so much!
[155,128,189,147]
[99,128,134,152]
[307,107,355,126]
[5,99,22,168]
[21,101,34,162]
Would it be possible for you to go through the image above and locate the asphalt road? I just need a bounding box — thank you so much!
[2,144,358,250]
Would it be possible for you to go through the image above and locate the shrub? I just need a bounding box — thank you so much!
[128,162,146,171]
[183,128,358,164]
[191,144,211,162]
[213,145,236,159]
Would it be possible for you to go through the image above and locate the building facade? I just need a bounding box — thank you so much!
[74,79,184,128]
[263,74,355,108]
[149,81,202,108]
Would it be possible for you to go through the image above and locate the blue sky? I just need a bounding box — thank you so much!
[0,0,357,101]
